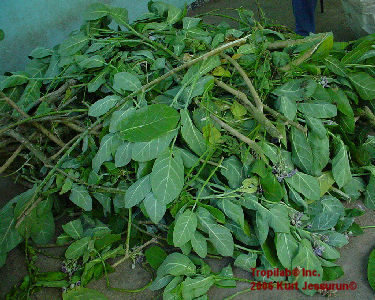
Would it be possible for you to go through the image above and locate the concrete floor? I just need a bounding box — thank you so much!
[0,1,374,299]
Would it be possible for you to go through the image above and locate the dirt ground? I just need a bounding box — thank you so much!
[1,1,374,299]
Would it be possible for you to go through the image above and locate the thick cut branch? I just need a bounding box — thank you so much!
[0,92,65,147]
[210,114,265,159]
[214,79,282,139]
[221,53,263,112]
[266,34,322,50]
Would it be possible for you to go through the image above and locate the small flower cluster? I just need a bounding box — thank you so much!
[291,212,304,227]
[312,244,325,257]
[318,76,329,88]
[272,165,297,182]
[61,260,78,277]
[62,281,81,293]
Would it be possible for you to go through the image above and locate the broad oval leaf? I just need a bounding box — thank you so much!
[114,142,133,168]
[157,253,196,277]
[364,175,375,210]
[143,192,166,224]
[348,72,375,100]
[65,237,91,260]
[151,151,184,204]
[298,103,337,119]
[63,287,109,300]
[69,184,92,211]
[118,104,180,142]
[208,224,234,257]
[113,72,141,92]
[309,196,345,230]
[275,233,299,269]
[132,130,176,162]
[124,175,151,208]
[180,109,207,156]
[332,140,352,188]
[290,127,313,174]
[58,32,89,57]
[285,171,320,201]
[88,95,120,117]
[191,231,207,258]
[92,133,121,173]
[368,248,375,291]
[173,209,197,247]
[62,219,83,240]
[220,155,244,189]
[83,3,109,21]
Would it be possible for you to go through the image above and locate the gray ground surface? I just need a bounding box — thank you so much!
[0,1,374,299]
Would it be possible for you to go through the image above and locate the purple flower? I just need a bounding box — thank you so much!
[76,281,81,287]
[313,245,325,257]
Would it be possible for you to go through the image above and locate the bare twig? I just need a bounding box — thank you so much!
[0,92,65,147]
[221,53,263,112]
[0,132,37,174]
[214,79,282,139]
[210,114,265,159]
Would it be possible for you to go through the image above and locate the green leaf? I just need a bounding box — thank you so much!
[124,175,151,208]
[183,17,201,29]
[328,88,353,117]
[273,79,316,101]
[290,127,313,174]
[88,95,120,117]
[151,151,184,204]
[0,209,23,254]
[279,96,297,120]
[368,248,375,291]
[343,176,365,201]
[113,72,141,92]
[275,233,299,269]
[310,196,344,230]
[291,239,323,296]
[324,56,347,77]
[348,72,375,100]
[88,68,108,92]
[173,209,197,247]
[109,107,135,133]
[332,140,352,188]
[157,253,196,277]
[268,204,290,233]
[63,287,108,300]
[62,219,83,240]
[217,199,244,229]
[220,156,244,189]
[92,133,121,173]
[119,104,180,142]
[182,276,214,300]
[285,172,320,200]
[191,231,207,258]
[175,147,199,168]
[145,246,168,270]
[167,5,183,24]
[305,116,326,139]
[114,142,133,168]
[83,3,109,20]
[255,210,269,245]
[143,192,166,223]
[131,130,176,162]
[309,133,330,176]
[364,175,375,210]
[18,80,41,113]
[69,184,92,211]
[298,103,337,119]
[30,211,55,245]
[65,237,91,260]
[208,224,234,257]
[260,171,285,203]
[180,109,207,156]
[76,55,105,69]
[234,253,257,271]
[317,172,335,197]
[58,32,89,56]
[109,7,129,25]
[323,266,344,281]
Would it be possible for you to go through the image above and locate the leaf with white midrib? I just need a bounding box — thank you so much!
[124,175,151,208]
[173,210,197,247]
[191,231,207,258]
[180,109,207,156]
[143,192,166,224]
[208,224,234,257]
[151,151,184,204]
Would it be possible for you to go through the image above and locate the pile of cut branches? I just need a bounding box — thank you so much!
[0,1,375,299]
